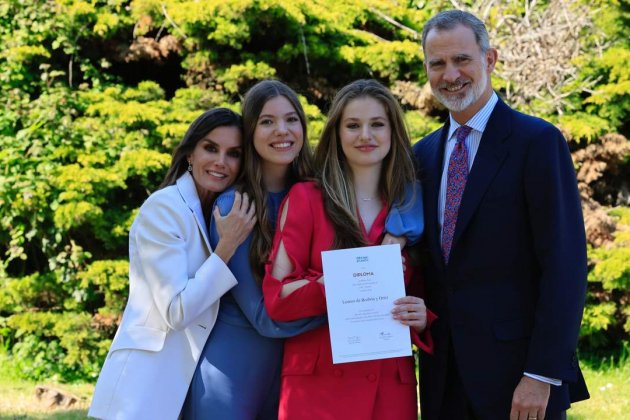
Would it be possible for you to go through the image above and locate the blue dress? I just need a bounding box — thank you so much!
[183,182,424,420]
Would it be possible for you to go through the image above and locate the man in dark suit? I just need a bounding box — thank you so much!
[413,10,589,420]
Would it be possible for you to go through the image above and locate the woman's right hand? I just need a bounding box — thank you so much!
[391,296,428,333]
[212,191,257,263]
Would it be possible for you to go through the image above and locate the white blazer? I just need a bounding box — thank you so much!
[88,172,237,420]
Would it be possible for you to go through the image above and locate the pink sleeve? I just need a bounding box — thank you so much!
[263,183,327,321]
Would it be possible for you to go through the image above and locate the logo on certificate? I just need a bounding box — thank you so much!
[347,336,361,345]
[378,331,393,341]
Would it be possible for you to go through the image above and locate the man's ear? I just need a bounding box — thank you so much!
[486,48,498,73]
[422,48,429,74]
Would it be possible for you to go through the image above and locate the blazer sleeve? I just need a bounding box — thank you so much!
[384,180,425,245]
[263,183,328,321]
[209,190,326,338]
[411,314,436,355]
[522,123,587,381]
[404,254,436,354]
[133,192,237,331]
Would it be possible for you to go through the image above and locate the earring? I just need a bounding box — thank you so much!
[187,162,192,172]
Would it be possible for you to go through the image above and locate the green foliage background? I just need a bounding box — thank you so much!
[0,0,628,382]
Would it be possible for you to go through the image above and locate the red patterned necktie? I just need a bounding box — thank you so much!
[442,125,472,264]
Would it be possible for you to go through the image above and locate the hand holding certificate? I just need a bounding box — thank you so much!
[322,244,412,364]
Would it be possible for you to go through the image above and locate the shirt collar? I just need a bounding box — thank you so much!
[447,91,498,141]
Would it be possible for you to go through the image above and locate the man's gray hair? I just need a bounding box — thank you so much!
[421,10,490,54]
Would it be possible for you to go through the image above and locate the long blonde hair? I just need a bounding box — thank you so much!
[314,79,416,249]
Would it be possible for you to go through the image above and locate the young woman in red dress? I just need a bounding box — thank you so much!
[263,79,435,420]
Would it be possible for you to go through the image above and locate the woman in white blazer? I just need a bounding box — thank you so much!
[89,108,256,420]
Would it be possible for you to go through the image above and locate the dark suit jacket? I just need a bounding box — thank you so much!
[413,98,589,419]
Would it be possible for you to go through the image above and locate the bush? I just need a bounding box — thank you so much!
[5,312,109,381]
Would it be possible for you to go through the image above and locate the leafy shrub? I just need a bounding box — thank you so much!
[6,312,109,381]
[582,207,630,349]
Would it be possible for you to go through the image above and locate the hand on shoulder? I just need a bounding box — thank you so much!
[213,191,257,263]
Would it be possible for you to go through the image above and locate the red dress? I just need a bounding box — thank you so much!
[263,181,434,420]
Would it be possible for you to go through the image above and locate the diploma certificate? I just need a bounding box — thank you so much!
[321,244,411,364]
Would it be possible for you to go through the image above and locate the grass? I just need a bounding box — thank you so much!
[0,357,627,419]
[568,358,630,419]
[0,352,91,419]
[0,377,91,419]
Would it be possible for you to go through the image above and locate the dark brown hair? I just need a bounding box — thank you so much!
[160,108,243,189]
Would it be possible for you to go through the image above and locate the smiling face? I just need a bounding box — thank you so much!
[187,125,242,201]
[339,96,392,172]
[253,95,304,173]
[424,24,497,123]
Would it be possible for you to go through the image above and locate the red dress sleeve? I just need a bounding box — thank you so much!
[263,182,328,321]
[404,253,436,354]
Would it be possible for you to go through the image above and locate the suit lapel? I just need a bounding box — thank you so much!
[176,172,212,253]
[452,99,511,249]
[421,125,449,270]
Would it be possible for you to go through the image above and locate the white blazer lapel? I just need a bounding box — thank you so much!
[176,172,212,252]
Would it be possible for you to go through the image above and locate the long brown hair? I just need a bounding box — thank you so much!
[160,108,243,189]
[314,79,416,249]
[239,80,313,282]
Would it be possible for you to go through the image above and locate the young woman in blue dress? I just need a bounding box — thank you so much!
[183,80,423,419]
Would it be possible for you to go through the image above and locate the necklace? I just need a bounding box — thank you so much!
[360,197,375,202]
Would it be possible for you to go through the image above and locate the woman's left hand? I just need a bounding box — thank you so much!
[212,191,257,263]
[381,233,407,250]
[381,233,407,272]
[391,296,427,333]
